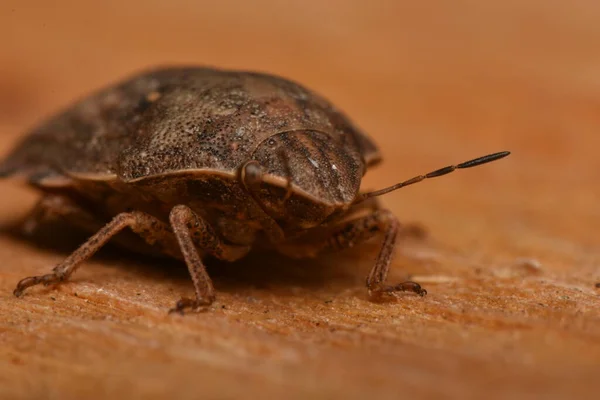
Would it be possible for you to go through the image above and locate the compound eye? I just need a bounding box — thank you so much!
[240,160,263,190]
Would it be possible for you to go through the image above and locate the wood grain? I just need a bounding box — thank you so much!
[1,1,599,399]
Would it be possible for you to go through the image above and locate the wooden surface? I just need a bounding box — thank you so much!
[1,1,599,399]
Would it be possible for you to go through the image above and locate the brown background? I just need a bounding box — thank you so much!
[1,1,599,399]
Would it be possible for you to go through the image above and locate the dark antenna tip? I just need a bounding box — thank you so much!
[457,151,510,169]
[354,150,511,204]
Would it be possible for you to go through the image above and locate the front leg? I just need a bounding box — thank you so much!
[168,205,250,313]
[277,209,427,298]
[14,196,250,313]
[363,210,427,298]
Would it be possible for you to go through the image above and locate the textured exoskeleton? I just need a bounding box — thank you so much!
[1,67,508,312]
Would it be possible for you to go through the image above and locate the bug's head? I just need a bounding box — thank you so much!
[239,130,364,229]
[240,128,511,231]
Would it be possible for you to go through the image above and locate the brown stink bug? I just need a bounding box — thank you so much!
[0,67,509,313]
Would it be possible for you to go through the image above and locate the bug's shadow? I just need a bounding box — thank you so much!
[2,218,374,293]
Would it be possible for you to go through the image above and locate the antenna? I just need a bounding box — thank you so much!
[353,151,510,204]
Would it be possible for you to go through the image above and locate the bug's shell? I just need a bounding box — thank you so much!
[0,67,381,207]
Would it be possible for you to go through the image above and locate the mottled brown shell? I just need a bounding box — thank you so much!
[0,67,381,205]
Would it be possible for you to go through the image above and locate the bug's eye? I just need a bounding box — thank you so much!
[240,160,263,191]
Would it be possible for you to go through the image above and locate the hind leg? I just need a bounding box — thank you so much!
[20,194,106,236]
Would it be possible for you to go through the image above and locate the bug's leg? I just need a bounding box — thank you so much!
[20,196,56,235]
[13,207,178,297]
[20,194,182,256]
[19,194,104,236]
[318,195,426,240]
[278,209,426,297]
[341,195,427,239]
[14,197,250,313]
[362,210,427,298]
[168,205,250,314]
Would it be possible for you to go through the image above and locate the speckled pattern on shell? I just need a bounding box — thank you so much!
[0,67,382,207]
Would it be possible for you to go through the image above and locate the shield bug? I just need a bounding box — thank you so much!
[1,67,510,313]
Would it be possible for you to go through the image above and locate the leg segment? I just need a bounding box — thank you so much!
[14,197,250,313]
[14,206,177,297]
[20,194,104,236]
[278,209,427,298]
[168,205,250,313]
[364,210,427,298]
[19,194,176,256]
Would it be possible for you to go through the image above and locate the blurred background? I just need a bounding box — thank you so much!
[2,1,600,398]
